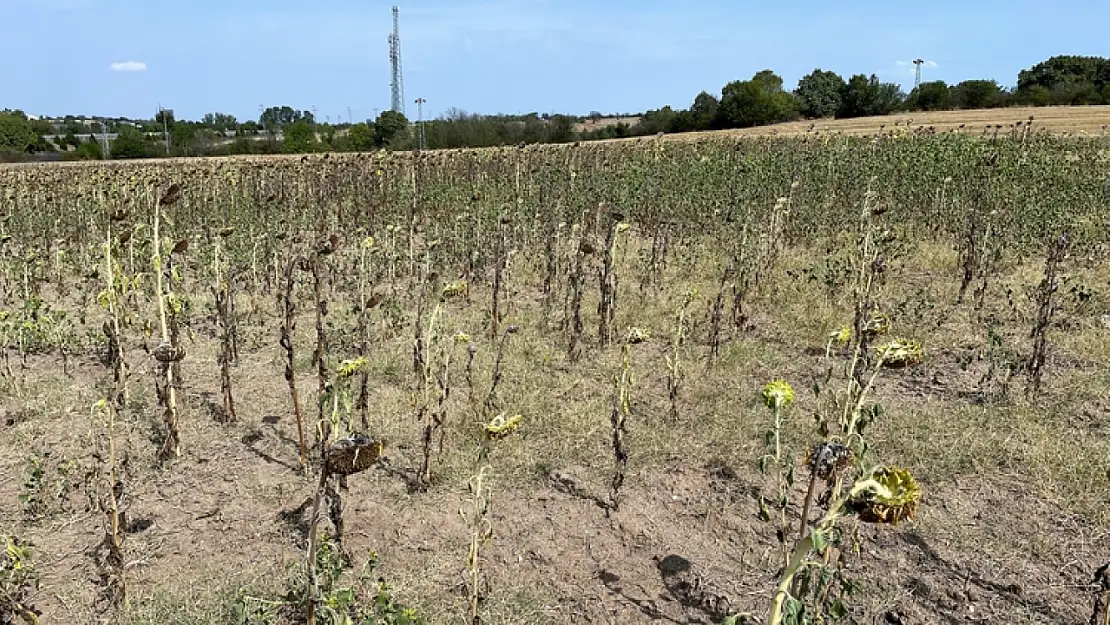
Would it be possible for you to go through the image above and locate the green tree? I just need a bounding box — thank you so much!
[260,106,311,131]
[75,139,103,160]
[201,112,237,130]
[1018,55,1110,94]
[717,71,799,129]
[283,120,318,153]
[0,111,39,153]
[795,69,846,118]
[373,110,409,148]
[638,106,679,134]
[907,80,950,111]
[751,69,784,92]
[30,118,54,136]
[346,122,376,151]
[1057,82,1104,105]
[547,114,575,143]
[170,122,199,156]
[1015,85,1053,106]
[690,91,720,130]
[110,126,157,159]
[838,74,904,118]
[950,80,1004,109]
[668,110,697,133]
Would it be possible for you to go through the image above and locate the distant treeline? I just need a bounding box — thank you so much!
[3,55,1109,161]
[587,55,1110,140]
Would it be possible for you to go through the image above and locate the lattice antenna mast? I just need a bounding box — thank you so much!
[913,58,925,89]
[389,6,405,115]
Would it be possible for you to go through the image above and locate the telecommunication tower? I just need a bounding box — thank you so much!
[389,6,405,115]
[913,59,925,88]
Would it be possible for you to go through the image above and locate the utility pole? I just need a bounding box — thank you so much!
[100,117,111,160]
[158,103,171,156]
[414,97,426,150]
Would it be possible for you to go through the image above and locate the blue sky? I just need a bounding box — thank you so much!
[2,0,1107,122]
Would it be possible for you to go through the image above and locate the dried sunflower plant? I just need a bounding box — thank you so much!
[666,287,698,422]
[210,225,238,422]
[757,379,798,570]
[279,251,309,468]
[729,196,925,625]
[460,413,522,625]
[90,398,128,612]
[304,430,387,625]
[150,183,188,461]
[734,464,922,625]
[608,326,649,513]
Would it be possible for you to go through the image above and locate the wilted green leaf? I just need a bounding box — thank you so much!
[811,528,828,553]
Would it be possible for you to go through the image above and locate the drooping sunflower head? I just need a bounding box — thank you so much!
[850,466,922,525]
[863,308,891,337]
[625,327,651,344]
[761,379,795,410]
[875,338,924,368]
[324,435,386,477]
[337,357,369,379]
[484,414,522,441]
[829,326,852,347]
[442,280,467,299]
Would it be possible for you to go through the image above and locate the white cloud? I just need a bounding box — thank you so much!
[110,61,147,72]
